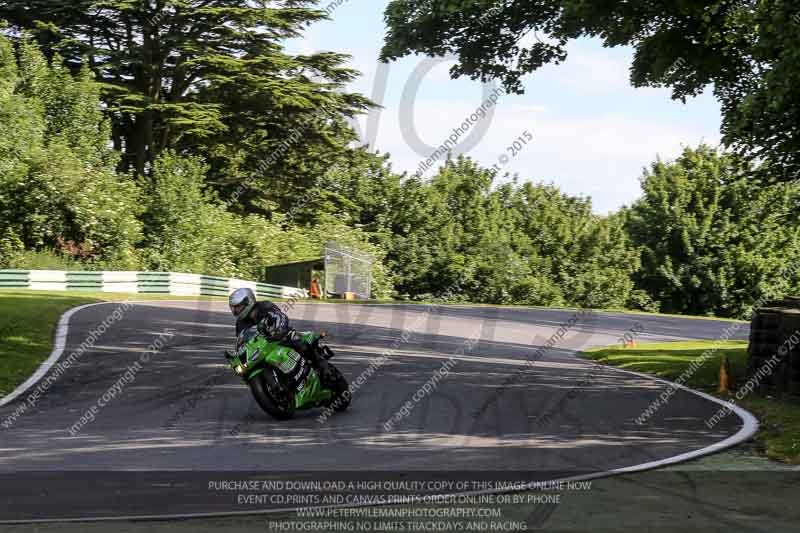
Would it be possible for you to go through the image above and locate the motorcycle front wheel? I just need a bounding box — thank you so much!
[325,363,351,413]
[250,369,295,420]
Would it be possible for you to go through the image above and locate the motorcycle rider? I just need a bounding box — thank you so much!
[228,288,333,383]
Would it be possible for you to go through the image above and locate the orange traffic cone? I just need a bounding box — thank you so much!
[718,355,731,394]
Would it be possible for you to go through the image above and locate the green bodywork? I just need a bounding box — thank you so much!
[229,328,333,409]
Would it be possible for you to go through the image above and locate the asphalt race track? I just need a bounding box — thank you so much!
[0,301,750,522]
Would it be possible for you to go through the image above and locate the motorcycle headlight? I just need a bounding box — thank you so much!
[234,364,245,376]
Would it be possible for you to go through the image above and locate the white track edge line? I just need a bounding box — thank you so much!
[600,364,758,474]
[0,299,220,408]
[0,343,760,524]
[0,303,110,408]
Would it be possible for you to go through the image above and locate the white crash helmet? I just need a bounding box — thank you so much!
[229,287,256,319]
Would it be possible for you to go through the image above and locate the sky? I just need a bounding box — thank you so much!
[288,0,723,214]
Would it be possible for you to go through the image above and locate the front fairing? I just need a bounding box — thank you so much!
[230,326,303,379]
[228,328,333,409]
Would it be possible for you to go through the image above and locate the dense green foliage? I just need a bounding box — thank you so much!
[311,146,799,313]
[0,0,372,212]
[0,36,142,268]
[0,35,391,294]
[1,6,798,317]
[381,0,800,180]
[626,146,800,317]
[330,156,643,308]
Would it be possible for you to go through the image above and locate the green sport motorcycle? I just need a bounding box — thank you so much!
[225,327,351,420]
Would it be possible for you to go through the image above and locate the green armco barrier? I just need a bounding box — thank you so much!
[256,282,285,299]
[0,270,308,300]
[66,271,103,291]
[137,272,170,293]
[0,270,29,288]
[199,275,231,297]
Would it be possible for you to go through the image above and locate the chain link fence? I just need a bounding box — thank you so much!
[324,242,373,299]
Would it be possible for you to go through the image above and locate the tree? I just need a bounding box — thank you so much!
[363,155,642,307]
[381,0,800,179]
[506,180,642,309]
[0,0,373,207]
[0,35,142,267]
[286,148,403,229]
[626,145,800,317]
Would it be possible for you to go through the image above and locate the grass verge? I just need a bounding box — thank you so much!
[0,291,100,397]
[580,341,800,464]
[0,290,226,398]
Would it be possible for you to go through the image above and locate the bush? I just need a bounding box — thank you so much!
[5,249,92,271]
[627,146,800,317]
[0,228,23,269]
[0,35,142,267]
